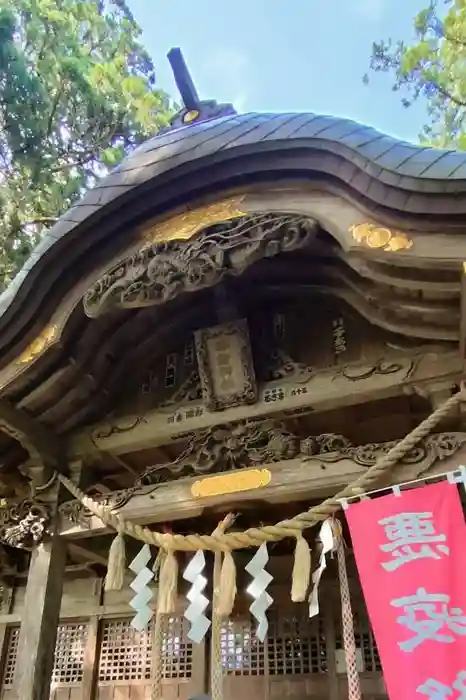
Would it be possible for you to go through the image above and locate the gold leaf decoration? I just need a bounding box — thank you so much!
[18,325,58,365]
[142,196,247,245]
[191,468,272,499]
[350,223,413,252]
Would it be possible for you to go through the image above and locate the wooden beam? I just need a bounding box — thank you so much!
[0,398,62,467]
[67,351,463,458]
[59,444,466,539]
[67,542,109,567]
[14,536,66,700]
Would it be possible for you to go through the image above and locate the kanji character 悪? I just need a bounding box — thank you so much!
[378,512,449,571]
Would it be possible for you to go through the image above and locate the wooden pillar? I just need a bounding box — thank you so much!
[13,535,66,700]
[81,615,100,700]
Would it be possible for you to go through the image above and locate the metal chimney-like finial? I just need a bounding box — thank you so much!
[167,48,201,111]
[163,47,236,133]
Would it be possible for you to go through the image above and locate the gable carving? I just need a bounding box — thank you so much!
[83,212,317,317]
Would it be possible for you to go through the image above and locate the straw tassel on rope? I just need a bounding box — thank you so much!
[291,531,311,603]
[105,519,126,592]
[215,513,237,617]
[217,549,237,617]
[157,548,178,614]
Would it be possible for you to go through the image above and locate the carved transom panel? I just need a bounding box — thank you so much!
[134,425,466,488]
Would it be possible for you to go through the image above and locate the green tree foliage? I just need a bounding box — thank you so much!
[366,0,466,149]
[0,0,173,288]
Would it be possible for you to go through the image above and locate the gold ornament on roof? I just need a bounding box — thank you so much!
[18,325,58,365]
[183,109,200,123]
[142,196,247,246]
[350,223,413,252]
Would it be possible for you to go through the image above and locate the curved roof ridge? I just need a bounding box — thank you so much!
[1,110,465,325]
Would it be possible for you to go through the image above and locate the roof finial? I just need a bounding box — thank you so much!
[167,48,200,111]
[162,48,236,133]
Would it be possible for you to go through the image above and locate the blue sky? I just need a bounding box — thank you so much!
[131,0,428,144]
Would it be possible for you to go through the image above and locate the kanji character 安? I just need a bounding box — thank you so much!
[391,588,466,652]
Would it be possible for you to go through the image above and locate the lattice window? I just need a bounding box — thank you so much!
[51,623,88,685]
[165,353,177,388]
[184,342,195,366]
[335,603,381,672]
[2,627,19,687]
[268,610,327,675]
[221,617,266,676]
[99,618,153,682]
[162,616,193,679]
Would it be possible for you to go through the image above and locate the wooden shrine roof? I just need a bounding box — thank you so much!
[3,110,466,349]
[0,107,466,493]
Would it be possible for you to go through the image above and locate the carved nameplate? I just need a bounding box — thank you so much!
[191,469,271,498]
[195,320,258,411]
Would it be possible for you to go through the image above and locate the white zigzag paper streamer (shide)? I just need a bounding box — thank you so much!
[129,544,154,632]
[246,542,273,642]
[183,550,210,644]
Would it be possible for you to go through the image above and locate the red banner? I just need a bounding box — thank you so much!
[345,480,466,699]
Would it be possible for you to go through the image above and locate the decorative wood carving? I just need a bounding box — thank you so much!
[0,499,51,549]
[83,212,317,317]
[60,429,466,535]
[350,223,413,252]
[195,320,257,411]
[133,422,466,487]
[59,489,134,528]
[191,469,272,498]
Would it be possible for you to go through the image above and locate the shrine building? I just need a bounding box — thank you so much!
[0,48,466,700]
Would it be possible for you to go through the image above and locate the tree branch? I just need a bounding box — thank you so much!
[434,83,466,107]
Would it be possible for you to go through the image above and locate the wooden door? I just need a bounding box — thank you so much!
[49,622,89,700]
[96,615,205,700]
[221,603,328,700]
[219,590,388,700]
[0,622,88,700]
